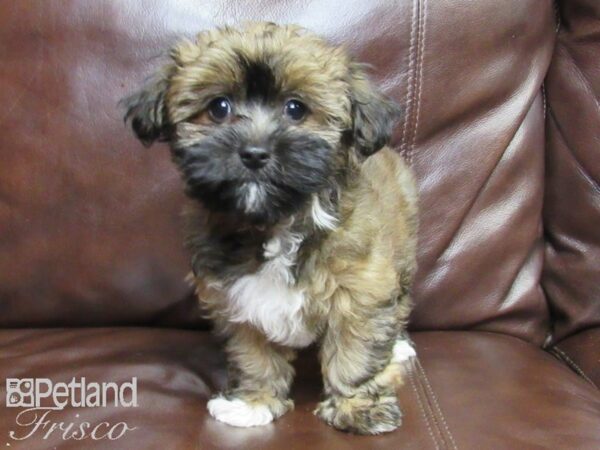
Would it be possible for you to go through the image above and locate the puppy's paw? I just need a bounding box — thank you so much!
[314,394,402,435]
[207,396,274,427]
[392,338,417,363]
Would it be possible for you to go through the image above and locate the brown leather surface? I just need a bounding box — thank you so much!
[0,0,558,345]
[2,1,599,447]
[0,329,598,449]
[0,1,193,328]
[408,1,555,345]
[543,0,600,342]
[552,328,600,388]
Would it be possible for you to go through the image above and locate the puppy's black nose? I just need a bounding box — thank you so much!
[239,146,270,169]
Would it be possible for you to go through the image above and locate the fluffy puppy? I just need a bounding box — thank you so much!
[123,22,418,435]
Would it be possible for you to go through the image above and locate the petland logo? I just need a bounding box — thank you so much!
[5,377,138,442]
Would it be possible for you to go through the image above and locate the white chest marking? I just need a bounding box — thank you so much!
[224,227,315,348]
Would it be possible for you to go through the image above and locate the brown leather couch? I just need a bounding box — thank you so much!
[1,1,599,449]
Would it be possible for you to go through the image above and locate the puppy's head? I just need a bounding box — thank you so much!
[123,23,400,224]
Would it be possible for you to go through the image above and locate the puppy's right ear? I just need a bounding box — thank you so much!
[121,71,172,147]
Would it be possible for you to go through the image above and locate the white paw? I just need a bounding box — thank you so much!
[392,339,416,363]
[207,396,274,427]
[371,421,402,435]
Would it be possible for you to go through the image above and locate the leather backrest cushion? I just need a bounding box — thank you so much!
[0,1,556,343]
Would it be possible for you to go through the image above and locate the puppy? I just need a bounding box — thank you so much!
[123,22,418,435]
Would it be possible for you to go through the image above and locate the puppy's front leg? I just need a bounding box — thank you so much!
[315,290,413,435]
[208,324,295,427]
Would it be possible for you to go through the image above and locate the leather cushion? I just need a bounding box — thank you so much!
[0,329,598,449]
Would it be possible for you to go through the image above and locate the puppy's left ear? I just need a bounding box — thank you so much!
[121,70,173,147]
[348,63,402,158]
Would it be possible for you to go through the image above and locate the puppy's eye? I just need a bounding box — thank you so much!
[284,99,307,121]
[208,97,232,122]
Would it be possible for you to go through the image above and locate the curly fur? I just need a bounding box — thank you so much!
[123,22,417,435]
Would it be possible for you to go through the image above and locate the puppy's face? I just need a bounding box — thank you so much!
[124,23,399,224]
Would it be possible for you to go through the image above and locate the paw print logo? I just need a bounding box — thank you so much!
[5,379,35,407]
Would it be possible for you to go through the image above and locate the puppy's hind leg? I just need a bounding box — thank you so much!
[208,324,295,427]
[315,289,414,435]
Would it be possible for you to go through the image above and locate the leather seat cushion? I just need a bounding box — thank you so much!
[1,329,598,449]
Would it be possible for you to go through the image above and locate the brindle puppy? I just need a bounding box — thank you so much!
[123,22,418,435]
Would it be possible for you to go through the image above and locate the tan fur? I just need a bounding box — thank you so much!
[167,23,353,130]
[125,22,418,435]
[222,324,296,419]
[185,25,418,435]
[193,146,417,433]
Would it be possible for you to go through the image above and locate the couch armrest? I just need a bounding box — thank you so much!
[544,0,600,342]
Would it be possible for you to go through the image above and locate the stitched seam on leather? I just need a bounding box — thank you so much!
[408,0,427,166]
[416,359,459,450]
[400,0,419,161]
[408,359,441,450]
[413,361,449,450]
[551,347,598,389]
[414,358,450,449]
[542,84,547,119]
